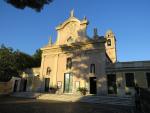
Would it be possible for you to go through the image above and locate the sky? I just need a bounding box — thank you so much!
[0,0,150,62]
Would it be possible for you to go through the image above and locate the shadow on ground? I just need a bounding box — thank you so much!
[0,96,134,113]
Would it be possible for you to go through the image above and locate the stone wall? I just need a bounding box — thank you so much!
[0,77,21,95]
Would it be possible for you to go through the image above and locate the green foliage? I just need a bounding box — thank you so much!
[0,45,17,81]
[49,86,58,93]
[5,0,53,12]
[0,44,42,82]
[32,49,42,67]
[77,87,88,95]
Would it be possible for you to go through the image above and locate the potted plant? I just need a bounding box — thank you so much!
[49,86,58,94]
[77,87,88,95]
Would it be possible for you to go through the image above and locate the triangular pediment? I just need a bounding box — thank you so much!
[55,10,89,45]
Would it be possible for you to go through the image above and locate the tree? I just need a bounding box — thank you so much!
[0,44,42,82]
[32,49,42,67]
[4,0,53,12]
[0,45,18,81]
[14,50,36,72]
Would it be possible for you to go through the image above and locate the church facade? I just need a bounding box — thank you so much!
[20,11,150,96]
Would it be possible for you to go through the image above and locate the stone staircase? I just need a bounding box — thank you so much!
[11,92,134,106]
[11,92,41,99]
[79,95,134,106]
[38,94,134,106]
[38,94,82,102]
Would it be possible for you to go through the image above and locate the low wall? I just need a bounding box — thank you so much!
[0,81,13,95]
[0,77,21,95]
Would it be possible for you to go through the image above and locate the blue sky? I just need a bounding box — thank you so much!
[0,0,150,62]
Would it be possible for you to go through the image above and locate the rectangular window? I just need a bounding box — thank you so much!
[146,72,150,88]
[107,74,117,94]
[90,64,95,74]
[66,57,72,69]
[125,73,135,87]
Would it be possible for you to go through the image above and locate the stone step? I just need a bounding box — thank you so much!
[38,94,134,106]
[11,92,134,106]
[11,92,41,99]
[79,97,134,106]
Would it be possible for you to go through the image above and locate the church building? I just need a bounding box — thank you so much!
[20,10,150,96]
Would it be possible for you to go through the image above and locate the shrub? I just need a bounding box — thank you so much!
[49,86,58,93]
[77,87,88,95]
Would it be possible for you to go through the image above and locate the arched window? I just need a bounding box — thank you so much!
[46,67,51,75]
[66,57,72,69]
[107,39,111,46]
[90,64,95,74]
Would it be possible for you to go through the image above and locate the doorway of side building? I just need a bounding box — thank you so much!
[13,80,18,92]
[45,78,50,92]
[64,73,73,93]
[90,77,97,94]
[107,74,117,94]
[23,79,27,92]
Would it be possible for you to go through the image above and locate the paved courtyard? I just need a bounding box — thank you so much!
[0,96,134,113]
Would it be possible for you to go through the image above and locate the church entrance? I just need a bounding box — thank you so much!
[107,74,117,94]
[45,78,50,92]
[64,73,73,93]
[90,77,97,94]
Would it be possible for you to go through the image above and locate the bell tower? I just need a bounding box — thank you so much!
[105,30,117,63]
